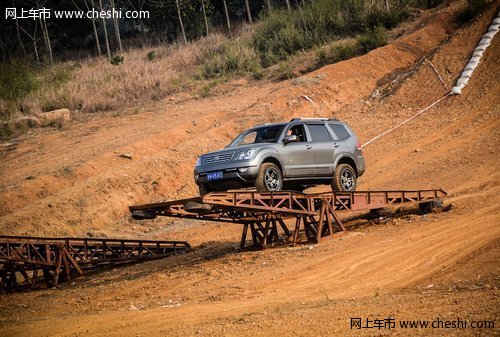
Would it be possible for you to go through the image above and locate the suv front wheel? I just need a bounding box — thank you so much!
[332,164,357,192]
[198,183,212,196]
[255,162,283,192]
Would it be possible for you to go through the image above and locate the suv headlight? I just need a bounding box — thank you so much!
[237,149,256,160]
[195,157,202,166]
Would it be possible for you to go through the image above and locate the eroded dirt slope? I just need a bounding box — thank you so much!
[0,1,499,336]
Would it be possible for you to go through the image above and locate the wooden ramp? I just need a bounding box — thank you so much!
[0,236,190,292]
[130,189,447,250]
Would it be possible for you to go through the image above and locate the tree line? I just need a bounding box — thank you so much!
[1,0,402,63]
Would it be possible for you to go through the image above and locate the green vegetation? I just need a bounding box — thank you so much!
[147,51,157,61]
[315,42,357,69]
[356,26,388,53]
[456,0,489,24]
[0,63,39,119]
[110,55,125,66]
[198,0,438,80]
[200,40,261,79]
[274,62,295,81]
[311,26,387,71]
[0,62,73,118]
[0,62,74,139]
[252,0,428,68]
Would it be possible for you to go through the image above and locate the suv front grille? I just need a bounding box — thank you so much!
[202,152,235,165]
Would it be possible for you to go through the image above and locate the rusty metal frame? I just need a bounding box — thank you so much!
[130,189,447,251]
[0,236,190,292]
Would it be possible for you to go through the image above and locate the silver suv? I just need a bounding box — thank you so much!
[194,118,365,195]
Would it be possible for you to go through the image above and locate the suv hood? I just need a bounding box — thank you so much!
[203,143,271,157]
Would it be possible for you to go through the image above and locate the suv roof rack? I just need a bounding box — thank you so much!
[290,117,339,122]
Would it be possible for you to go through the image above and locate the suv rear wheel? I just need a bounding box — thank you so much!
[332,164,357,192]
[255,163,283,192]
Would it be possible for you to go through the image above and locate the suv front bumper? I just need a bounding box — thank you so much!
[194,166,260,189]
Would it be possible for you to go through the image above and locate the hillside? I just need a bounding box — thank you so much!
[0,1,499,336]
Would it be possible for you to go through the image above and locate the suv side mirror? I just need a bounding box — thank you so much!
[283,135,298,144]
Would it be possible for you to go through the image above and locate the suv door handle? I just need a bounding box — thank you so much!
[333,143,340,148]
[306,145,312,150]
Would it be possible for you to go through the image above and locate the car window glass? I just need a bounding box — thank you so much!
[286,125,306,142]
[256,125,284,143]
[308,124,332,142]
[232,125,284,146]
[329,123,351,140]
[239,132,257,145]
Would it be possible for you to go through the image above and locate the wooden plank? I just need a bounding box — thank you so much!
[65,249,84,276]
[240,224,249,251]
[52,248,63,286]
[315,203,326,243]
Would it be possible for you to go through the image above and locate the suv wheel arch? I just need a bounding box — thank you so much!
[335,156,358,175]
[259,156,283,175]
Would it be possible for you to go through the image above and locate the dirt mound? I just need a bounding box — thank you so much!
[0,2,499,336]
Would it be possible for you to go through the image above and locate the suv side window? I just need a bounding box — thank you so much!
[329,123,351,140]
[287,124,307,142]
[307,124,332,142]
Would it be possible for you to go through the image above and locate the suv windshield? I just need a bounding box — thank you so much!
[229,125,285,147]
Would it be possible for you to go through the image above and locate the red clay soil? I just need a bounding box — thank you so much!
[0,1,499,336]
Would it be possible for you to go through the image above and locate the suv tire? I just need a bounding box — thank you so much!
[198,183,212,196]
[332,164,357,192]
[255,163,283,192]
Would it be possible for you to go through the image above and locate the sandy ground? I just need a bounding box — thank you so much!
[0,1,499,336]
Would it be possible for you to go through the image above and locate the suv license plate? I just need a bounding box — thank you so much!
[207,171,223,181]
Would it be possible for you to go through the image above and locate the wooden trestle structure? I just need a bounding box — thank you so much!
[130,189,447,251]
[0,236,190,292]
[1,189,446,293]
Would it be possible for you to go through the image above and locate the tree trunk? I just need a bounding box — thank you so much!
[18,22,40,64]
[201,0,209,35]
[81,0,102,56]
[99,0,111,60]
[35,0,52,63]
[244,0,252,23]
[175,0,187,43]
[125,0,147,46]
[14,15,26,57]
[222,0,231,30]
[285,0,291,11]
[138,0,147,43]
[85,0,101,56]
[265,0,271,12]
[33,40,40,64]
[385,0,390,11]
[139,17,147,45]
[91,18,101,56]
[39,16,53,63]
[110,0,123,54]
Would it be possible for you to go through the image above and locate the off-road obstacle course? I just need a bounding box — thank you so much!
[0,236,190,292]
[130,189,447,250]
[1,189,446,293]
